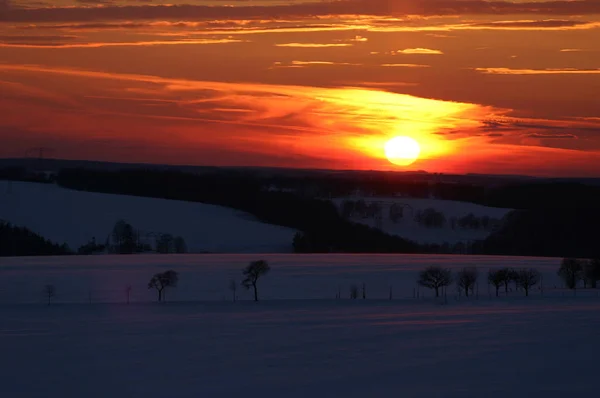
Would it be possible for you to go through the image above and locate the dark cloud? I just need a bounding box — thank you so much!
[0,35,77,42]
[527,133,578,139]
[2,0,600,23]
[470,20,589,28]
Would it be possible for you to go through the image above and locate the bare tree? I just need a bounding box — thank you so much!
[558,258,583,290]
[350,284,359,299]
[229,279,237,302]
[516,268,540,297]
[457,267,478,297]
[583,259,600,289]
[417,266,452,297]
[44,284,56,305]
[148,270,179,302]
[126,284,132,304]
[488,269,505,297]
[242,260,270,302]
[508,268,520,292]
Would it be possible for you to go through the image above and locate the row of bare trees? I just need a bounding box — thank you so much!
[148,260,272,303]
[418,266,542,297]
[43,260,271,305]
[558,258,600,290]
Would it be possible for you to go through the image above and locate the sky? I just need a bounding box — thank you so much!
[1,0,599,177]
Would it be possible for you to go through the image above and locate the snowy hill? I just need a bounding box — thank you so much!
[0,181,297,253]
[334,196,513,245]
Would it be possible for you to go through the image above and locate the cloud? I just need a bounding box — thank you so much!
[475,68,600,75]
[366,19,600,33]
[275,43,353,48]
[527,133,578,139]
[397,48,443,55]
[0,62,493,170]
[0,38,246,48]
[3,1,600,23]
[469,19,591,29]
[270,60,360,69]
[0,35,78,42]
[381,63,431,68]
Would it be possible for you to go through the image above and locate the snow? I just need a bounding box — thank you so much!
[1,254,599,397]
[0,181,297,253]
[334,196,513,244]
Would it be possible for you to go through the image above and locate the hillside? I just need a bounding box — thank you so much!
[0,181,297,253]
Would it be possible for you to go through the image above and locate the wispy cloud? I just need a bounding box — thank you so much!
[3,1,600,23]
[475,67,600,75]
[271,60,360,68]
[0,38,246,48]
[381,63,431,68]
[397,48,443,55]
[275,43,353,48]
[527,133,578,139]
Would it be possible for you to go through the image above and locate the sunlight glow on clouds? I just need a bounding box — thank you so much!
[475,68,600,75]
[0,0,599,176]
[397,48,443,55]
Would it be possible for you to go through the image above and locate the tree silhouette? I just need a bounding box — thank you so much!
[558,258,583,290]
[509,268,520,291]
[494,268,513,293]
[417,266,452,297]
[516,268,540,296]
[349,284,359,299]
[229,279,237,302]
[583,259,600,289]
[488,269,505,297]
[112,220,136,254]
[44,284,55,305]
[457,267,478,297]
[148,270,179,302]
[126,284,132,304]
[174,236,187,253]
[242,260,270,302]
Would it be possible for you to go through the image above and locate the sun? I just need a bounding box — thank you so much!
[384,136,421,166]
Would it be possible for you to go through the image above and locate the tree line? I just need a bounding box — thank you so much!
[0,222,70,257]
[44,260,272,305]
[38,257,600,305]
[417,266,543,298]
[417,258,600,299]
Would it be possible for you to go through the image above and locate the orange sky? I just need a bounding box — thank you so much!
[1,0,599,176]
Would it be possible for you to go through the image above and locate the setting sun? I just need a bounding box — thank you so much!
[384,136,421,166]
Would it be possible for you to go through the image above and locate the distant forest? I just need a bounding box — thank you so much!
[0,222,70,257]
[50,167,600,258]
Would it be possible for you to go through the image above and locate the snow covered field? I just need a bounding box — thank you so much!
[0,181,297,253]
[334,197,513,244]
[1,254,599,397]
